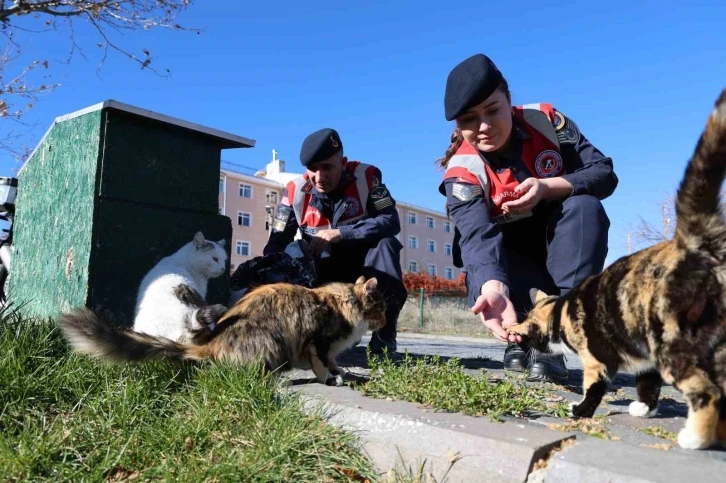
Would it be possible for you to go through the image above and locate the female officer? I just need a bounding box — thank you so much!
[438,53,617,383]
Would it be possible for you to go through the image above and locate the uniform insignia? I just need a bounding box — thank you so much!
[552,109,580,144]
[452,183,483,201]
[301,180,313,193]
[370,186,388,199]
[272,219,286,231]
[330,135,339,147]
[374,197,393,210]
[342,197,361,217]
[563,118,579,142]
[371,176,380,188]
[275,204,292,220]
[553,110,566,131]
[534,150,563,178]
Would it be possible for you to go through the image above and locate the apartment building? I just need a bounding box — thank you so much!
[395,201,460,281]
[219,151,462,280]
[218,168,282,270]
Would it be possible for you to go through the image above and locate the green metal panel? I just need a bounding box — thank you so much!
[10,101,251,322]
[8,111,103,318]
[98,109,221,213]
[88,199,232,326]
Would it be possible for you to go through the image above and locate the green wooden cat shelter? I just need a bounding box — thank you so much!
[9,100,255,324]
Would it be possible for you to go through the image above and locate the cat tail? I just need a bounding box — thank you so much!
[675,88,726,256]
[58,307,212,363]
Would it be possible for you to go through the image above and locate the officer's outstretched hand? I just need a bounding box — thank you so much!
[472,290,521,343]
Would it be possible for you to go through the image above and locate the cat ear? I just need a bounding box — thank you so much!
[529,288,550,305]
[364,277,378,294]
[355,275,366,285]
[217,239,226,248]
[193,231,205,249]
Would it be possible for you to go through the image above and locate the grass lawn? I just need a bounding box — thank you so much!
[0,313,375,482]
[361,352,570,421]
[397,296,492,339]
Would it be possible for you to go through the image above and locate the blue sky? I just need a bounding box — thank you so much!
[2,0,725,266]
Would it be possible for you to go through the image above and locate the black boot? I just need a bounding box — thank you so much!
[527,351,569,384]
[368,295,401,355]
[368,331,397,354]
[503,342,528,372]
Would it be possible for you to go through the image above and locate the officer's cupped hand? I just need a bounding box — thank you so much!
[309,229,342,256]
[471,291,521,343]
[501,178,546,214]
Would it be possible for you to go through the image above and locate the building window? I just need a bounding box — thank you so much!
[238,211,251,227]
[236,240,250,256]
[409,261,418,272]
[219,177,225,193]
[266,189,279,204]
[444,243,452,256]
[427,240,436,253]
[408,236,418,249]
[445,267,454,280]
[426,216,435,229]
[428,264,437,276]
[443,221,452,233]
[239,183,253,198]
[408,211,417,224]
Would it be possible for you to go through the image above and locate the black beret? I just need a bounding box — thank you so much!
[444,54,503,121]
[299,128,343,167]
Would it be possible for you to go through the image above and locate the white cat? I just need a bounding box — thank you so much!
[132,231,228,342]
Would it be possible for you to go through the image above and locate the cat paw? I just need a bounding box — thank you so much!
[569,401,596,419]
[629,401,657,418]
[568,402,578,417]
[325,375,345,387]
[678,427,713,450]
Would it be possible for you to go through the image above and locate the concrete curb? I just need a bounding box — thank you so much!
[295,384,573,483]
[293,383,726,483]
[546,438,726,483]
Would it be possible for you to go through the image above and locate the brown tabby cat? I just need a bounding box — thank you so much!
[508,88,726,450]
[59,276,386,386]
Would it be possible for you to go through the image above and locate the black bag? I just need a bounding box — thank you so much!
[229,240,318,303]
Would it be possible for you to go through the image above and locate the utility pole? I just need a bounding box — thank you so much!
[627,232,633,255]
[662,202,671,239]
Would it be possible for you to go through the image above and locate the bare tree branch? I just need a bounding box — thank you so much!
[0,0,200,162]
[631,191,726,250]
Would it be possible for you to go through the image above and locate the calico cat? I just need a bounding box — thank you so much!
[133,231,228,342]
[59,276,386,386]
[507,88,726,450]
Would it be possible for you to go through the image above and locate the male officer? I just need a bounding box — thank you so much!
[263,128,407,354]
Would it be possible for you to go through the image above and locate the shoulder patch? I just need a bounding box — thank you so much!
[553,110,580,144]
[371,185,394,210]
[553,110,566,131]
[452,183,483,202]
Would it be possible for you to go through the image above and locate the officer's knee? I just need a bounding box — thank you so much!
[375,236,403,254]
[561,195,610,230]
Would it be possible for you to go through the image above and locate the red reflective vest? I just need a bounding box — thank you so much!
[283,161,377,235]
[442,103,567,224]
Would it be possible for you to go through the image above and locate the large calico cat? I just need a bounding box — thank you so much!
[507,89,726,450]
[59,276,385,386]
